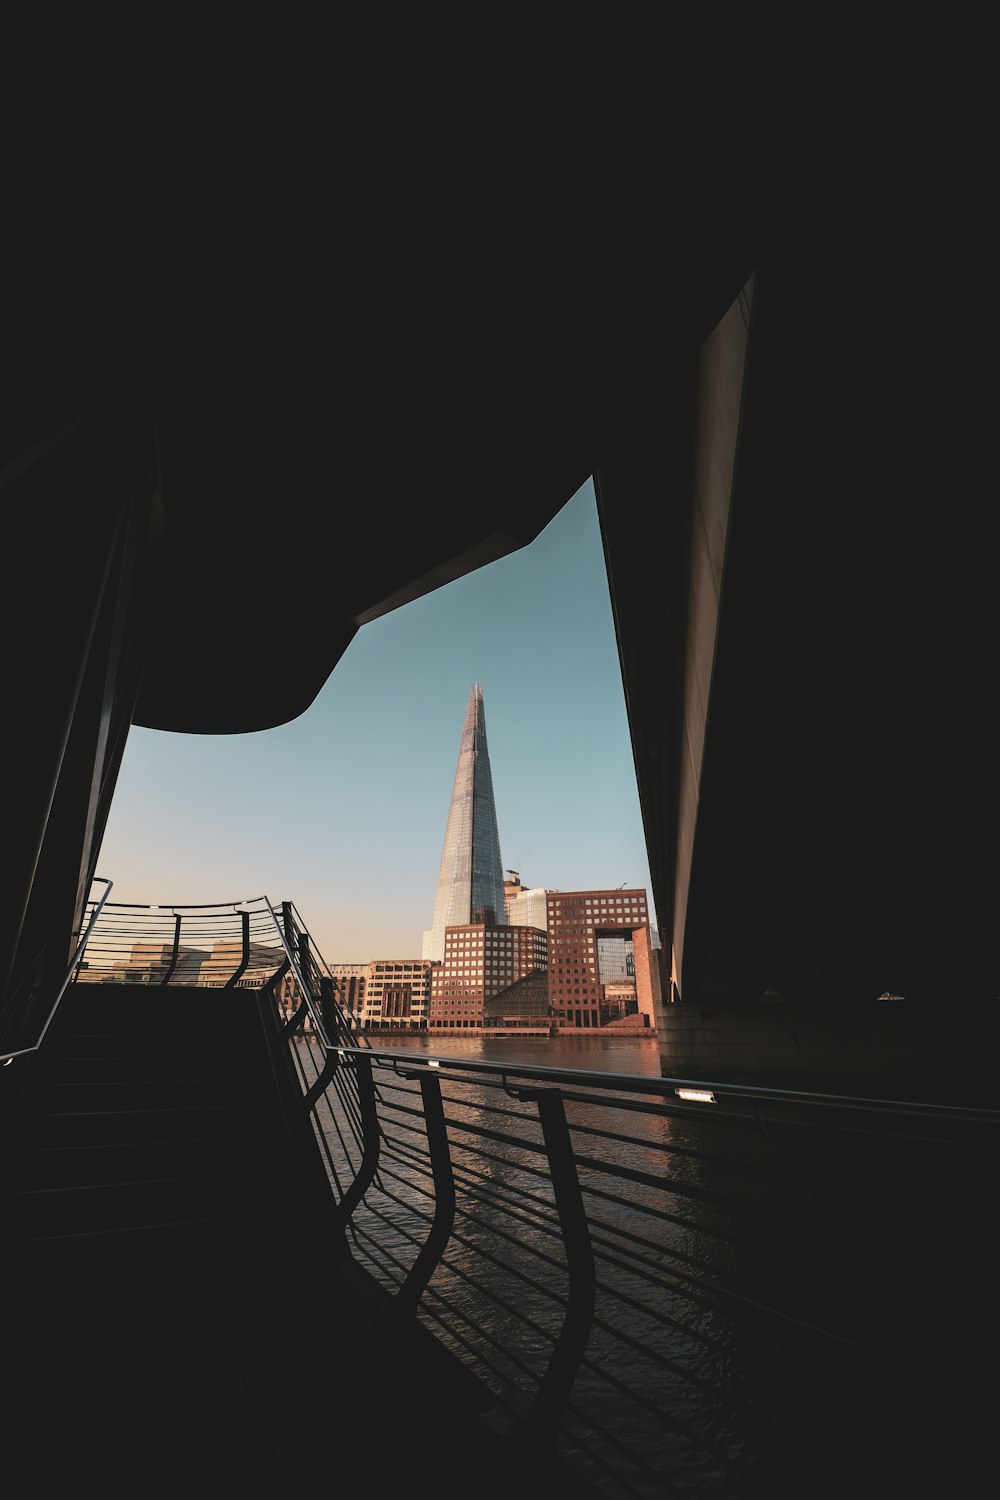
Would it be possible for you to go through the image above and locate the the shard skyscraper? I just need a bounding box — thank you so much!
[421,684,506,962]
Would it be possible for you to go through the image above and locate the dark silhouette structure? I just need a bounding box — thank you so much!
[3,134,996,1494]
[7,165,994,1093]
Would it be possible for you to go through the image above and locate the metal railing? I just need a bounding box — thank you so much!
[67,893,372,1160]
[57,893,1000,1494]
[1,876,114,1063]
[68,892,358,1031]
[282,1034,1000,1497]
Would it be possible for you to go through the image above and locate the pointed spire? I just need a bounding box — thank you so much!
[422,685,505,961]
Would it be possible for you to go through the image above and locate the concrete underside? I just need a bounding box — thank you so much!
[659,1000,998,1105]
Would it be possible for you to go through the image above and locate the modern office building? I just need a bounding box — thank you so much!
[546,888,656,1031]
[483,969,551,1034]
[422,684,506,962]
[328,963,367,1019]
[200,939,287,987]
[428,922,547,1032]
[77,942,211,986]
[507,884,551,932]
[503,870,523,919]
[364,958,434,1029]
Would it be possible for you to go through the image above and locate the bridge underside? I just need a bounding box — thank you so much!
[595,218,996,1084]
[4,155,994,1093]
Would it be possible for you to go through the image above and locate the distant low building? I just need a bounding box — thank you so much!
[328,963,367,1020]
[204,939,286,988]
[364,959,434,1029]
[77,941,211,985]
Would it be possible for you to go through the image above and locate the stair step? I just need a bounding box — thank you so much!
[50,1032,267,1058]
[63,987,266,1005]
[9,1167,298,1237]
[29,1076,275,1112]
[15,1101,284,1147]
[54,1013,265,1041]
[54,993,268,1033]
[57,1003,264,1025]
[44,1054,271,1082]
[3,981,333,1299]
[64,981,265,1002]
[1,1133,289,1188]
[16,1208,297,1280]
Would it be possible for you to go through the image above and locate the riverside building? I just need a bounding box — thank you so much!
[328,963,367,1020]
[428,922,548,1032]
[364,958,434,1029]
[546,888,658,1032]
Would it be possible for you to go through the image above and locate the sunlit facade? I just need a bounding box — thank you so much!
[507,885,551,931]
[546,888,655,1030]
[364,958,434,1029]
[422,684,506,962]
[428,922,547,1030]
[329,963,367,1019]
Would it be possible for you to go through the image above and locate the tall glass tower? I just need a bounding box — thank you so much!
[421,684,506,962]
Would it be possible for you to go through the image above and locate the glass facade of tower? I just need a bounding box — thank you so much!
[422,685,506,962]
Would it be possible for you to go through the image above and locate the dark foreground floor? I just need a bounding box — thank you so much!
[7,1251,597,1500]
[7,1235,998,1499]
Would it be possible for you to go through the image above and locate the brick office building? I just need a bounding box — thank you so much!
[428,922,547,1032]
[546,888,657,1031]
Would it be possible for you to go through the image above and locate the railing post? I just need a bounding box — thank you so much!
[160,913,182,985]
[396,1072,456,1317]
[224,910,251,988]
[327,1053,382,1243]
[280,902,299,1009]
[297,931,313,1031]
[525,1089,596,1443]
[301,996,342,1106]
[319,976,340,1042]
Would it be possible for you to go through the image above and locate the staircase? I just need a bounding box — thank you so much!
[2,981,346,1366]
[0,971,603,1497]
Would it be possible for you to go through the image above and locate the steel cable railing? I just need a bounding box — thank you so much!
[287,1043,1000,1498]
[1,876,114,1063]
[54,894,1000,1494]
[264,900,380,1221]
[68,895,372,1165]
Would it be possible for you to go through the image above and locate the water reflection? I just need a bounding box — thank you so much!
[302,1032,991,1496]
[365,1030,666,1075]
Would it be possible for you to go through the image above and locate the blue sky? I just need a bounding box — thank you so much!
[96,478,658,963]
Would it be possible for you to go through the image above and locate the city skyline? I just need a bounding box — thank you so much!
[95,478,659,964]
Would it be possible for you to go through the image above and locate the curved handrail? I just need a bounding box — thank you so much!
[60,892,362,1049]
[1,876,113,1064]
[261,895,337,1049]
[301,1034,1000,1479]
[321,1042,1000,1126]
[260,897,370,1053]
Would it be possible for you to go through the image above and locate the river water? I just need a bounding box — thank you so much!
[366,1029,665,1076]
[309,1031,993,1497]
